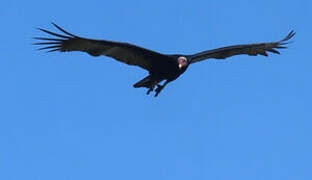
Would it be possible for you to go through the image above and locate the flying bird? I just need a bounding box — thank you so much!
[34,23,295,97]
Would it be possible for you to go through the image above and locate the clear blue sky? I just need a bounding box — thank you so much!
[1,0,311,180]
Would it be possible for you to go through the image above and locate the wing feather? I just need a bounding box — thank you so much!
[190,31,295,64]
[34,23,174,72]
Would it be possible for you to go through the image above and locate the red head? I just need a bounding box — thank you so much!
[178,56,188,69]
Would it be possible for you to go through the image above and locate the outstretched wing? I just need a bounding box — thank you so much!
[189,31,295,64]
[34,23,173,72]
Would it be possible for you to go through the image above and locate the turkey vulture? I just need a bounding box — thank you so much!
[34,23,295,97]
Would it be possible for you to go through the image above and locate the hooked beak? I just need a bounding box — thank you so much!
[178,62,188,69]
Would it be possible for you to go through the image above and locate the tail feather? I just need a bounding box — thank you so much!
[133,75,155,88]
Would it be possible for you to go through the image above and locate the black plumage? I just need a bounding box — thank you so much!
[34,23,295,97]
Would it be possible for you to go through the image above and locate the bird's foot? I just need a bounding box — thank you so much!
[154,85,164,97]
[146,87,153,95]
[146,83,157,95]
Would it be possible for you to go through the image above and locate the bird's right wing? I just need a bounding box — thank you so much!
[189,31,295,64]
[34,23,175,72]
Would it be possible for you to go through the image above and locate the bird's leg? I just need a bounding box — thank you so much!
[146,81,158,95]
[146,86,154,95]
[154,80,169,97]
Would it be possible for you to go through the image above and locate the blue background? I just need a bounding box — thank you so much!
[1,0,311,179]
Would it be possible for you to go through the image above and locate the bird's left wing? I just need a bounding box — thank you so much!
[189,31,295,64]
[34,23,173,72]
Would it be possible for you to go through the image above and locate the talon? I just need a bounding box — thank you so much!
[147,88,153,95]
[146,82,158,95]
[154,85,164,97]
[155,89,161,97]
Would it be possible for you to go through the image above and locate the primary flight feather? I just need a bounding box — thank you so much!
[34,23,295,97]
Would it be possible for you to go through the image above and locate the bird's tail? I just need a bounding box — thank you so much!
[133,75,155,88]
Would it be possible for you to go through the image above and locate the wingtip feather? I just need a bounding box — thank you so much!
[37,45,61,51]
[37,27,69,39]
[51,22,77,37]
[281,30,296,42]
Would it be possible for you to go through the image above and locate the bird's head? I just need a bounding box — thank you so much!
[178,56,188,69]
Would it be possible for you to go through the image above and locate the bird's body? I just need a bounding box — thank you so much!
[34,23,295,97]
[132,54,188,96]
